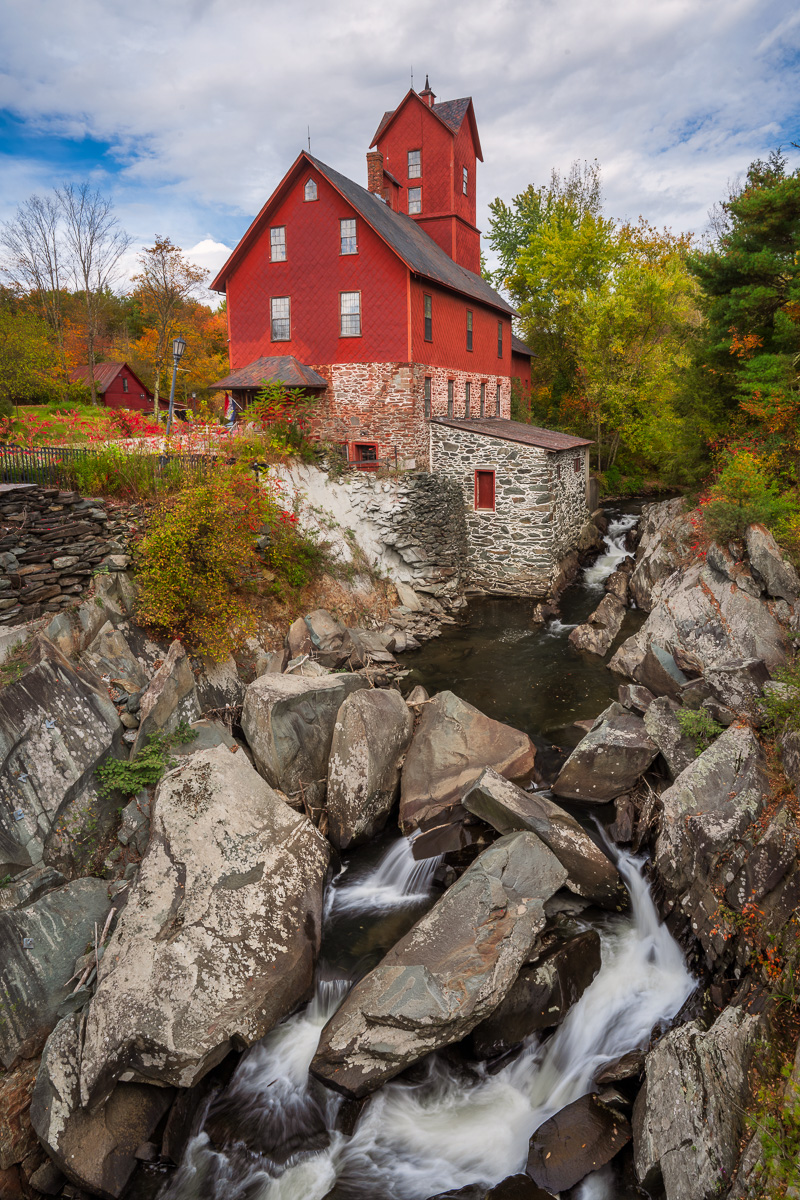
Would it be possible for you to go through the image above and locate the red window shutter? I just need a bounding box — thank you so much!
[475,470,495,510]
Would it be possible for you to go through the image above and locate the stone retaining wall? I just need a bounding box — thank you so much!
[0,483,135,627]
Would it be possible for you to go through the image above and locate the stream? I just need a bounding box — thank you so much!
[157,504,696,1200]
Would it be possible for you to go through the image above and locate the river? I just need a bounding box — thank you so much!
[155,503,695,1200]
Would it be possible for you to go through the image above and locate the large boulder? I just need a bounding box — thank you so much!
[610,561,789,681]
[703,658,771,715]
[241,671,368,807]
[462,768,624,908]
[654,725,769,901]
[79,746,329,1103]
[304,609,350,667]
[130,639,199,753]
[400,692,536,832]
[0,1057,39,1174]
[527,1092,631,1193]
[628,498,690,611]
[552,703,658,804]
[643,697,696,780]
[327,689,413,850]
[0,878,110,1068]
[746,523,800,603]
[471,930,602,1058]
[568,594,626,657]
[0,635,122,878]
[310,832,567,1098]
[633,1005,764,1200]
[190,653,245,712]
[30,1012,174,1199]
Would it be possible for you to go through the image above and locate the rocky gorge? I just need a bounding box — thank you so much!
[1,497,799,1199]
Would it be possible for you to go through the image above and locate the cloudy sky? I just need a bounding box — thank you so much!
[1,0,799,290]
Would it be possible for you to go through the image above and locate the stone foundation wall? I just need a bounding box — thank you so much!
[430,424,588,597]
[0,484,135,627]
[303,362,512,471]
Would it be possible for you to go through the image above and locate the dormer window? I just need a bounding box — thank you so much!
[340,218,357,255]
[408,149,421,178]
[304,178,317,201]
[462,166,468,195]
[408,187,422,215]
[270,226,286,262]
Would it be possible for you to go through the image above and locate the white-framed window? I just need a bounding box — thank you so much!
[408,187,422,215]
[462,166,468,195]
[340,218,357,255]
[270,225,286,262]
[408,149,421,178]
[340,291,361,336]
[271,296,290,341]
[304,178,317,201]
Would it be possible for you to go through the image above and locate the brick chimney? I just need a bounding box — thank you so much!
[367,150,384,193]
[419,75,436,108]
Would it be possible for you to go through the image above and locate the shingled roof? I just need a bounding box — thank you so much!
[432,416,592,452]
[69,362,150,394]
[210,356,327,391]
[511,335,534,358]
[371,94,480,156]
[306,155,514,315]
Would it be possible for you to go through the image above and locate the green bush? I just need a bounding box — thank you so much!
[97,723,197,799]
[676,706,725,754]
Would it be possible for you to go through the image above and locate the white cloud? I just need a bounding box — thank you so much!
[1,0,798,272]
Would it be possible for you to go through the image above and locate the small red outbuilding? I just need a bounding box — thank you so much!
[69,362,158,412]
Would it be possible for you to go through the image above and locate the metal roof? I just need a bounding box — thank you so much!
[210,356,328,391]
[69,362,151,395]
[307,155,514,316]
[431,416,593,452]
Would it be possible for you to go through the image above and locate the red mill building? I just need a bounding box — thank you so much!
[212,80,592,596]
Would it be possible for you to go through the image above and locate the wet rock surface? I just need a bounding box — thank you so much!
[552,702,658,803]
[471,929,602,1057]
[461,768,624,907]
[79,746,330,1101]
[568,593,626,657]
[400,691,537,831]
[526,1091,631,1193]
[310,832,567,1098]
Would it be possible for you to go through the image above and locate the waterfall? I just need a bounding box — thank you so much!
[582,513,639,591]
[160,851,694,1200]
[327,833,442,913]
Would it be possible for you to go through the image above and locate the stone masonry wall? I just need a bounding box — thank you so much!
[0,484,135,627]
[304,362,511,471]
[549,445,591,561]
[430,425,588,597]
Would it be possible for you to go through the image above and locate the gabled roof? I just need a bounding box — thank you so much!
[69,362,152,395]
[511,335,535,358]
[371,90,483,161]
[211,151,514,317]
[210,356,327,391]
[432,416,593,452]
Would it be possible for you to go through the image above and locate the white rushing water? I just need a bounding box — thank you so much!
[326,833,442,913]
[582,514,639,592]
[161,850,694,1200]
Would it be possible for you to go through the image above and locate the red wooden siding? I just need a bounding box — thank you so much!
[102,367,152,411]
[226,166,410,370]
[410,278,511,375]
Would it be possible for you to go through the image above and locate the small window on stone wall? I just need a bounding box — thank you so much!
[495,383,501,415]
[480,382,486,416]
[424,376,431,418]
[465,381,471,417]
[474,470,495,511]
[447,379,454,416]
[574,456,582,473]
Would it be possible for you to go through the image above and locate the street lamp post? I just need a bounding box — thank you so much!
[166,334,187,436]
